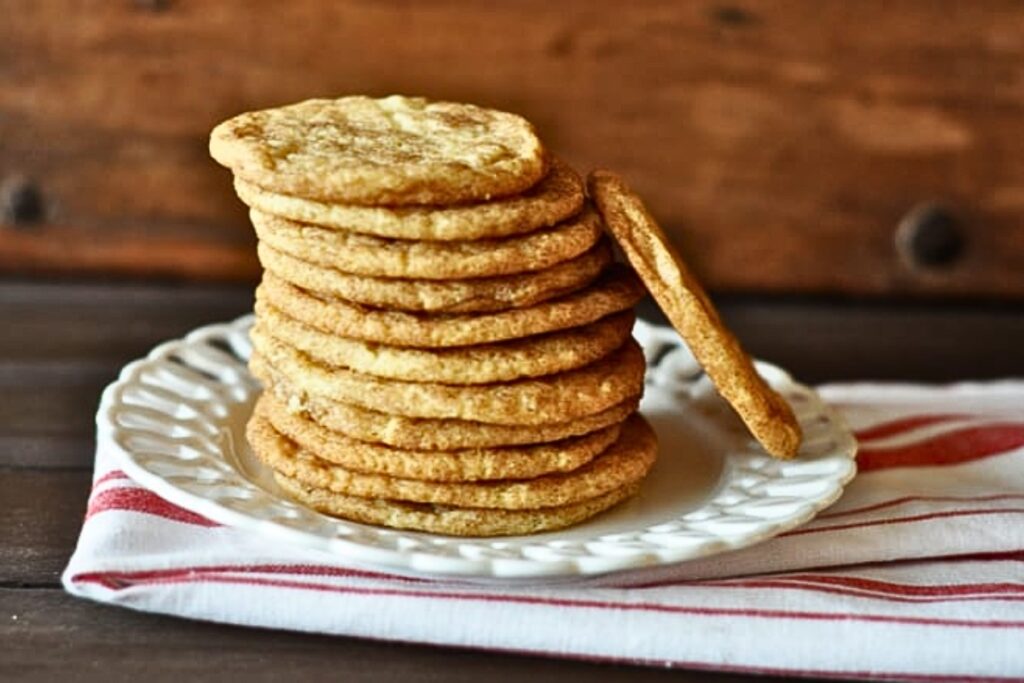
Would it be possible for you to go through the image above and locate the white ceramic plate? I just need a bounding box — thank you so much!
[99,317,857,580]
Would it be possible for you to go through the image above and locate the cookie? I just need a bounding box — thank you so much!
[235,157,584,241]
[275,475,641,537]
[248,332,646,425]
[265,379,641,450]
[249,413,656,509]
[210,95,546,205]
[255,299,634,384]
[249,207,602,280]
[589,170,802,459]
[257,238,611,313]
[256,265,644,348]
[256,393,620,481]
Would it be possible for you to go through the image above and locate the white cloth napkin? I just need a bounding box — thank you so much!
[64,381,1024,680]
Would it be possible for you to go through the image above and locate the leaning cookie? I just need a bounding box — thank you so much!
[589,169,801,459]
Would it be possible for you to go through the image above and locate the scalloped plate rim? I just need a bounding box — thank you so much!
[96,315,858,580]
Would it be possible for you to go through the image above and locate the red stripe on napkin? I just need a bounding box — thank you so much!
[620,553,1024,591]
[87,487,220,528]
[73,563,424,585]
[692,579,1024,604]
[857,424,1024,471]
[781,507,1024,537]
[782,575,1024,598]
[817,494,1024,520]
[71,572,1024,629]
[855,414,968,442]
[92,470,131,488]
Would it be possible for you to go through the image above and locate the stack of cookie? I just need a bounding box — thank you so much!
[210,95,657,536]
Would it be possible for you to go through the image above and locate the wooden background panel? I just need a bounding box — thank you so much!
[1,0,1022,296]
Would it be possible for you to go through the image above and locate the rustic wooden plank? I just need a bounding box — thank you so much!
[0,281,251,467]
[0,435,94,470]
[0,366,106,433]
[715,298,1024,383]
[0,588,774,683]
[0,281,251,361]
[2,1,1023,297]
[0,469,90,587]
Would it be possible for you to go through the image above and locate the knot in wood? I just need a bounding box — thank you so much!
[1,176,45,227]
[897,202,964,269]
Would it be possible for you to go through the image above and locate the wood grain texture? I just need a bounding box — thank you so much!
[0,281,251,361]
[2,1,1023,296]
[0,281,250,468]
[1,470,90,587]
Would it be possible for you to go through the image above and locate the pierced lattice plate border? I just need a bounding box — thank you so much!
[98,316,857,580]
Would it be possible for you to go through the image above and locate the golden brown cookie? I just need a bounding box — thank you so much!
[249,207,602,280]
[589,170,802,458]
[210,95,546,205]
[275,475,641,537]
[257,239,610,314]
[256,266,644,348]
[235,157,584,241]
[256,393,620,481]
[265,378,642,450]
[250,412,656,509]
[255,300,634,384]
[248,332,646,425]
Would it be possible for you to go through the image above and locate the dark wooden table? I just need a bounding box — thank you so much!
[4,279,1024,682]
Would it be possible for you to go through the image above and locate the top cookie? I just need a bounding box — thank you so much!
[588,170,802,459]
[210,95,547,205]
